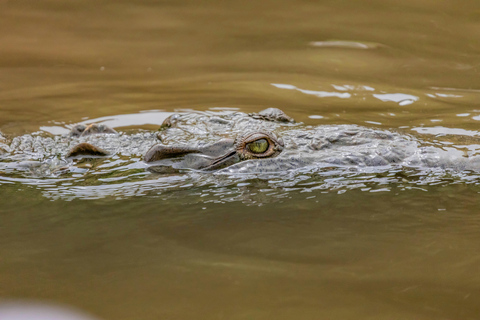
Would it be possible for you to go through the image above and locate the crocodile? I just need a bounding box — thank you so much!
[0,108,479,178]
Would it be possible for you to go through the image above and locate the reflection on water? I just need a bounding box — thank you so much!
[2,0,480,319]
[272,83,352,99]
[0,302,100,320]
[309,40,386,49]
[411,126,480,136]
[40,111,174,135]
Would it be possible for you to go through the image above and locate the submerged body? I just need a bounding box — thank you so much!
[0,108,478,177]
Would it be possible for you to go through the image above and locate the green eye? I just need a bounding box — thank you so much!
[247,138,269,154]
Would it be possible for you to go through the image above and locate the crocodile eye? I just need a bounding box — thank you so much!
[247,138,269,154]
[235,132,284,159]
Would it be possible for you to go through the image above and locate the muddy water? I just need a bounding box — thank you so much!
[1,0,480,319]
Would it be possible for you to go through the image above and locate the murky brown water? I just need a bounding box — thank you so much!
[1,0,480,319]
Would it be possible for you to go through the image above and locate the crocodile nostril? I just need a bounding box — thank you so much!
[66,143,109,158]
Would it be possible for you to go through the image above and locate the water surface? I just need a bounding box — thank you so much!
[1,0,480,319]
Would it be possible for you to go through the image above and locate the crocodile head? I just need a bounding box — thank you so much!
[65,109,290,173]
[144,131,284,173]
